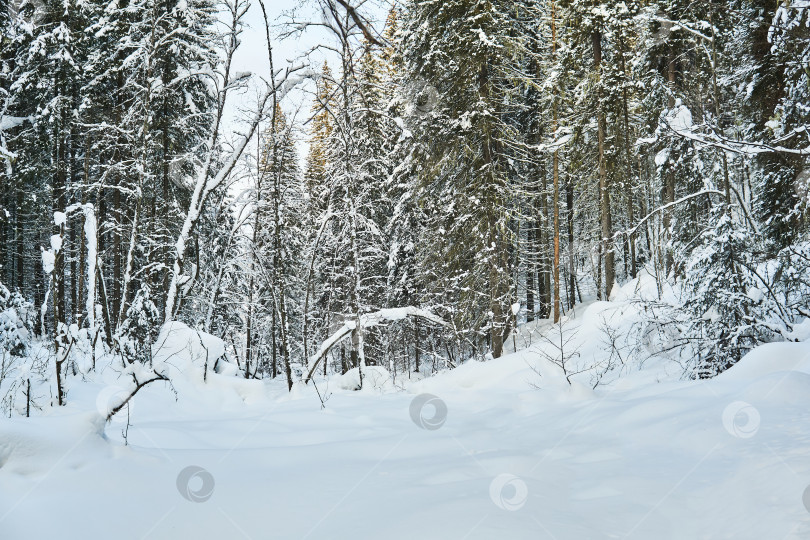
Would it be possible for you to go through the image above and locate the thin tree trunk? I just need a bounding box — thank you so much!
[551,0,561,322]
[664,50,677,274]
[526,226,535,322]
[245,276,253,379]
[710,10,732,207]
[271,306,278,378]
[594,29,614,299]
[480,58,507,358]
[618,31,637,279]
[566,179,576,309]
[15,190,24,293]
[414,318,420,372]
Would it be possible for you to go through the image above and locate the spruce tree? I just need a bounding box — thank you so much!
[402,0,525,358]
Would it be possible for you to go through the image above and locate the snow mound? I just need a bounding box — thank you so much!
[144,321,269,407]
[787,318,810,341]
[502,316,553,354]
[410,356,532,394]
[152,321,226,375]
[718,342,810,381]
[0,412,107,475]
[335,366,396,393]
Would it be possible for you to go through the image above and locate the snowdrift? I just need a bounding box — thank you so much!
[3,273,810,539]
[152,321,226,374]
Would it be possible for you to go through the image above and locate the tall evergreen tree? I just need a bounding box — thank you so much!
[403,0,525,358]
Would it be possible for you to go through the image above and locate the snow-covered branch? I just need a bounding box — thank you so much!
[303,307,448,383]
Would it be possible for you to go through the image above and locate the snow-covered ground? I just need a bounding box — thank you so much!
[2,277,810,539]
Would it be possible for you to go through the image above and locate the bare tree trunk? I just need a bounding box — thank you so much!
[594,29,614,299]
[480,58,508,358]
[526,226,535,322]
[271,307,278,378]
[710,10,731,208]
[663,50,677,274]
[538,194,551,317]
[414,318,420,372]
[274,219,293,390]
[551,0,561,322]
[15,190,24,293]
[618,30,637,280]
[52,95,68,405]
[78,148,89,326]
[347,194,364,376]
[163,0,295,324]
[279,292,292,389]
[117,199,141,327]
[566,179,576,308]
[245,276,253,379]
[97,270,113,345]
[112,155,122,326]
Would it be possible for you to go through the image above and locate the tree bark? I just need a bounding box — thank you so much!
[594,29,614,300]
[663,50,677,274]
[551,0,561,322]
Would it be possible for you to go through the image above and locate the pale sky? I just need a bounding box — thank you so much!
[225,0,324,169]
[225,0,389,169]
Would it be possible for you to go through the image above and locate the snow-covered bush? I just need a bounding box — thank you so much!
[533,317,582,385]
[116,284,161,365]
[772,242,810,325]
[0,281,33,359]
[630,298,692,371]
[0,280,43,417]
[680,212,773,377]
[630,214,810,380]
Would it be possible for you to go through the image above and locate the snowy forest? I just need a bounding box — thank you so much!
[1,0,810,538]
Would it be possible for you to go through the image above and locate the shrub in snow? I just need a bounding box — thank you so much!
[97,322,228,424]
[116,284,161,364]
[632,299,687,364]
[533,317,582,385]
[0,281,33,358]
[152,321,226,380]
[335,366,396,393]
[772,243,810,325]
[681,211,771,377]
[0,281,42,417]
